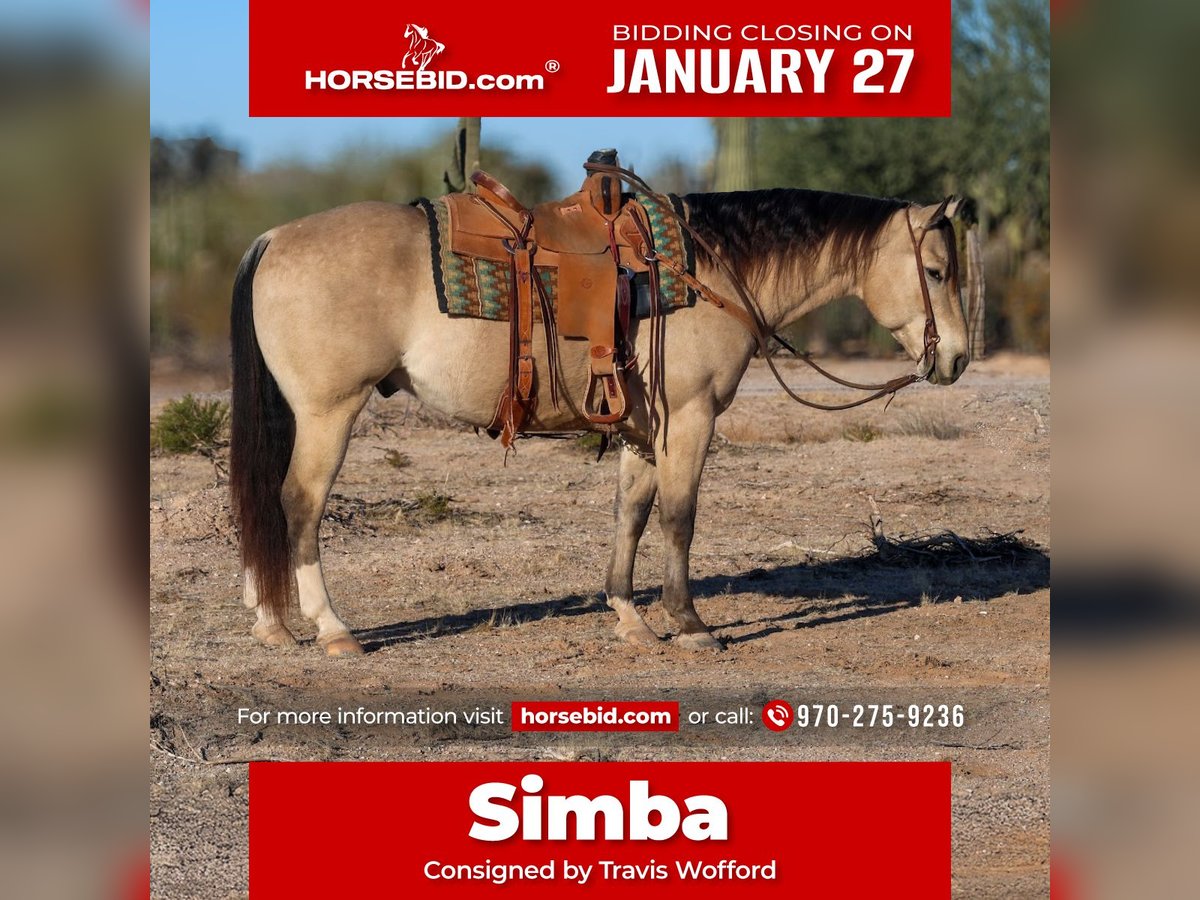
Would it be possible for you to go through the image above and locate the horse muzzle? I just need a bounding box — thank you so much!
[928,352,968,385]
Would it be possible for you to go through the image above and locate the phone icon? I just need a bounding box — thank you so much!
[762,700,793,732]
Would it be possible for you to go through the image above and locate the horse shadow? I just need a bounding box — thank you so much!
[686,547,1049,645]
[355,543,1049,652]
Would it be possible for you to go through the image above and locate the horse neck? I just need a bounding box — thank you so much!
[683,188,892,332]
[754,248,858,332]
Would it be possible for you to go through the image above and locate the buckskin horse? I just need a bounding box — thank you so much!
[229,160,976,657]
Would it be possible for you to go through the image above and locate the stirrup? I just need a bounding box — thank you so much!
[582,346,629,425]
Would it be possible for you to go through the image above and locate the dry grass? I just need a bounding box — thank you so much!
[716,418,837,445]
[382,448,412,468]
[894,409,967,440]
[473,608,530,631]
[412,491,453,523]
[715,398,971,448]
[842,422,882,443]
[325,491,459,530]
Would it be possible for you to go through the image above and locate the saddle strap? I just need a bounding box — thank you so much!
[514,245,536,400]
[469,169,545,449]
[580,218,631,428]
[471,171,529,218]
[487,241,539,448]
[623,210,666,437]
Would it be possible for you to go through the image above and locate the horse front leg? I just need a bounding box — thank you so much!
[604,446,660,647]
[655,406,723,651]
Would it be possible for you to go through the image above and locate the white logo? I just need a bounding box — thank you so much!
[402,23,446,72]
[304,21,547,92]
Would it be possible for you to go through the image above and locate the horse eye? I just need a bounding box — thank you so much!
[925,267,944,284]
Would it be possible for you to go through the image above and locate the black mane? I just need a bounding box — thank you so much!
[681,189,910,285]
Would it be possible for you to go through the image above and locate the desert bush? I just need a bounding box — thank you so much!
[151,394,229,454]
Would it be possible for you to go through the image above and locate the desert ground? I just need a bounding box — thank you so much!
[151,354,1050,898]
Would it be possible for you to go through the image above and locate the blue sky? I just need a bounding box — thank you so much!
[149,1,714,190]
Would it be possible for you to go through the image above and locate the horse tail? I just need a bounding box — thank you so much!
[229,235,294,622]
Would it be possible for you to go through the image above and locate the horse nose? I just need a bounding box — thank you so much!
[951,353,968,382]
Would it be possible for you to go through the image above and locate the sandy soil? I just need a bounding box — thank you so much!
[151,355,1050,898]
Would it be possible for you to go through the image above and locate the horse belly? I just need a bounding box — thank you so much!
[396,304,599,431]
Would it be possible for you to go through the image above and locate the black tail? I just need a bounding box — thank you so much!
[229,236,294,621]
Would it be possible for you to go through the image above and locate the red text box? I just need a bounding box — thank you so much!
[250,761,949,897]
[249,0,951,117]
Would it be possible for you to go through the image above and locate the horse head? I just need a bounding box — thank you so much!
[860,198,971,385]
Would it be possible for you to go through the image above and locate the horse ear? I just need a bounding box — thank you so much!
[916,196,960,233]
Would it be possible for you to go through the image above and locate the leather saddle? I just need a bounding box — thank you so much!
[443,149,663,448]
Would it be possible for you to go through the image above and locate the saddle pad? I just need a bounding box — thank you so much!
[413,193,695,322]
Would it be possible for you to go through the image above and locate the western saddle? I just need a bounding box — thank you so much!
[442,149,670,449]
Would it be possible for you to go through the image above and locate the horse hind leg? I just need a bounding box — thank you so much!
[604,447,660,648]
[245,573,298,648]
[283,392,372,657]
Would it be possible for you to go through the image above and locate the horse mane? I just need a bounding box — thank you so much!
[680,189,911,287]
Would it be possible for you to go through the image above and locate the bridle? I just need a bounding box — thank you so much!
[584,161,959,412]
[905,198,950,383]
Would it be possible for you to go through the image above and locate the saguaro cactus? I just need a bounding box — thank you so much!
[713,118,754,192]
[444,117,482,193]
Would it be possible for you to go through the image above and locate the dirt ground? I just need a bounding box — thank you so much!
[150,354,1050,898]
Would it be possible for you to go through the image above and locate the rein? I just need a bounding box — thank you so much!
[584,161,950,412]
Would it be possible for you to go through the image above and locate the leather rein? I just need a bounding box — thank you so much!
[584,162,952,412]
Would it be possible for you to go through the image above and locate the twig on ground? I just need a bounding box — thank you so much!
[151,740,284,767]
[859,495,1041,567]
[866,493,886,549]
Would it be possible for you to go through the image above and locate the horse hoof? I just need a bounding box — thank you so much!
[615,619,660,648]
[252,623,298,648]
[675,631,724,652]
[321,633,365,657]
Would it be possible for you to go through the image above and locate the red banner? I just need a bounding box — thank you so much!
[250,761,949,897]
[249,0,951,117]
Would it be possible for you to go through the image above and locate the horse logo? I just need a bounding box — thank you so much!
[402,23,446,72]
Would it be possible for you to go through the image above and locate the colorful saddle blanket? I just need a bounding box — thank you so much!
[414,190,695,322]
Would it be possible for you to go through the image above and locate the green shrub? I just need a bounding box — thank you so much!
[151,394,229,454]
